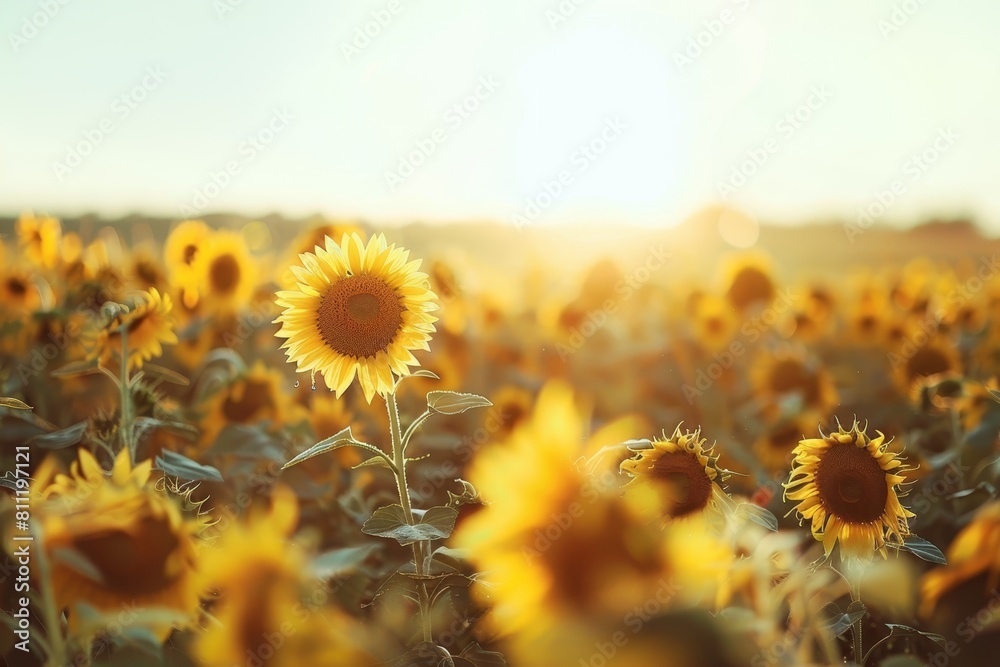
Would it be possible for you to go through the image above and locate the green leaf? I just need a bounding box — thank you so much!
[988,387,1000,404]
[897,535,948,564]
[622,438,653,451]
[818,601,865,637]
[0,397,32,410]
[51,358,101,378]
[281,426,388,470]
[361,504,459,546]
[447,478,480,508]
[154,449,223,482]
[432,546,470,571]
[311,544,380,579]
[426,390,492,415]
[141,363,190,386]
[884,624,948,647]
[206,424,284,462]
[352,456,394,470]
[734,503,778,531]
[29,421,87,449]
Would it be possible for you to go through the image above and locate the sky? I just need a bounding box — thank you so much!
[1,0,999,230]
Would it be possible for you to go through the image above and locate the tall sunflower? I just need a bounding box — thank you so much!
[89,288,178,371]
[274,232,438,403]
[620,425,731,523]
[784,420,914,562]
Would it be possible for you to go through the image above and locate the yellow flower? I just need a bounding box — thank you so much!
[722,253,775,312]
[199,361,291,446]
[35,449,206,637]
[751,348,839,420]
[17,211,61,268]
[274,232,438,402]
[0,265,41,313]
[752,412,822,473]
[921,501,1000,617]
[453,382,668,634]
[191,229,257,313]
[784,420,914,562]
[89,288,178,371]
[890,335,961,396]
[692,295,737,351]
[194,487,383,667]
[620,425,731,522]
[164,219,211,308]
[276,221,366,288]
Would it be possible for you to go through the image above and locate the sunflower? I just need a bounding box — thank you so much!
[194,487,383,667]
[453,382,669,633]
[750,348,839,420]
[164,219,210,306]
[920,501,1000,618]
[722,253,775,312]
[620,425,731,523]
[274,232,438,403]
[16,211,61,269]
[199,361,291,446]
[35,449,206,637]
[784,420,914,562]
[890,336,961,396]
[692,294,737,351]
[0,265,41,313]
[190,229,258,313]
[752,412,822,473]
[89,288,178,371]
[128,246,168,292]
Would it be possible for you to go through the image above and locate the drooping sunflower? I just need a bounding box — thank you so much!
[164,219,211,308]
[620,425,731,523]
[274,232,438,403]
[35,449,207,637]
[784,420,914,562]
[88,288,178,371]
[16,211,62,269]
[190,229,258,313]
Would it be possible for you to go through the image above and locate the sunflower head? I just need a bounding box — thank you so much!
[692,295,737,351]
[199,361,291,446]
[87,288,178,371]
[751,348,839,420]
[620,425,730,522]
[274,232,438,402]
[34,449,207,638]
[191,229,258,313]
[17,211,62,268]
[722,254,775,312]
[784,420,915,562]
[892,336,961,396]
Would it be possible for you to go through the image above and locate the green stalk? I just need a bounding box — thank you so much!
[385,390,433,643]
[118,325,134,462]
[850,580,863,665]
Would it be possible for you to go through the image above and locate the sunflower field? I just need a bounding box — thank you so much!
[2,212,1000,667]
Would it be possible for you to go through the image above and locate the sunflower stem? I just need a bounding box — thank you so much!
[850,579,863,666]
[118,325,134,463]
[385,390,433,644]
[33,523,68,667]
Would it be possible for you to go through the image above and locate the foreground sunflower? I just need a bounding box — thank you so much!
[89,288,178,371]
[620,425,731,523]
[35,449,207,637]
[784,420,914,562]
[274,232,438,402]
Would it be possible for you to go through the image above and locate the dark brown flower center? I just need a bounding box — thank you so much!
[727,266,774,310]
[210,254,241,295]
[222,379,276,423]
[815,442,888,524]
[769,359,821,405]
[648,451,713,518]
[72,514,182,596]
[183,244,198,265]
[316,274,403,359]
[7,277,27,297]
[905,347,952,384]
